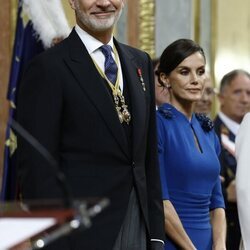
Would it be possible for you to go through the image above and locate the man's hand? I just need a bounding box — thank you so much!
[10,240,31,250]
[226,179,236,202]
[219,175,225,183]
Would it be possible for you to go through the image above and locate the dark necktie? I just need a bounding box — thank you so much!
[100,45,118,85]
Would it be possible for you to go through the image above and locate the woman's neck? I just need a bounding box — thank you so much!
[170,99,194,121]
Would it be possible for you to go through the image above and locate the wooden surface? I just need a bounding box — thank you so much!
[0,0,12,191]
[127,1,139,47]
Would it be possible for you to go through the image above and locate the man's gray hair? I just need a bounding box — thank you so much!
[220,69,250,93]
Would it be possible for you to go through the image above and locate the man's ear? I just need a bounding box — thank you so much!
[69,0,76,10]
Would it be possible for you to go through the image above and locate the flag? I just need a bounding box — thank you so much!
[0,0,44,200]
[1,0,70,200]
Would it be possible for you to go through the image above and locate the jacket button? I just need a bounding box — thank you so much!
[132,162,135,168]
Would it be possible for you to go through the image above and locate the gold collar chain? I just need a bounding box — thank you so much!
[91,46,131,125]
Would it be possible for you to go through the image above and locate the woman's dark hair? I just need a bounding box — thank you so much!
[152,58,160,69]
[157,39,206,79]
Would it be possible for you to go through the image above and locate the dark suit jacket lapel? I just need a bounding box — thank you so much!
[64,30,129,159]
[115,41,147,156]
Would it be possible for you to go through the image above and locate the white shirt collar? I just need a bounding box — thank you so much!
[74,25,124,92]
[75,24,114,54]
[218,111,240,136]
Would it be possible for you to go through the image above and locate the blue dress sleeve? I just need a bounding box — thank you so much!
[156,114,170,200]
[210,175,225,210]
[210,130,225,210]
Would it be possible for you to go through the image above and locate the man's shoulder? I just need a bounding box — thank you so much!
[213,115,222,133]
[120,43,145,53]
[214,115,235,138]
[214,115,222,124]
[116,40,149,58]
[42,38,68,57]
[28,37,69,67]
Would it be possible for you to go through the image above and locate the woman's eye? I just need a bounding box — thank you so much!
[180,70,188,75]
[197,69,205,75]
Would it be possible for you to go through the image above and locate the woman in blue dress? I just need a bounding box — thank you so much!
[156,39,226,250]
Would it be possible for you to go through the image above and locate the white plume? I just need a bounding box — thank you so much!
[22,0,71,48]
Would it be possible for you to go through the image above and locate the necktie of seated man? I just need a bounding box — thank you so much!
[100,45,118,85]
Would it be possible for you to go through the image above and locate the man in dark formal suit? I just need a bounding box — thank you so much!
[214,69,250,250]
[16,0,165,249]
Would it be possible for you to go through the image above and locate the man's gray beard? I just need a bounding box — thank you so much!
[76,7,122,32]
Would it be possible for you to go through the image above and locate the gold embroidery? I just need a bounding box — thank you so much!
[5,129,17,156]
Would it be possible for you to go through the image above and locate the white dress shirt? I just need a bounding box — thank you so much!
[74,24,124,92]
[236,112,250,250]
[218,111,240,136]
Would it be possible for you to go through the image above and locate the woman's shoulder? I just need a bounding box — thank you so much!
[194,113,220,151]
[194,113,214,132]
[157,104,174,120]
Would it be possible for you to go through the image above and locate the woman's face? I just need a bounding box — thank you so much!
[194,75,214,114]
[161,52,206,106]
